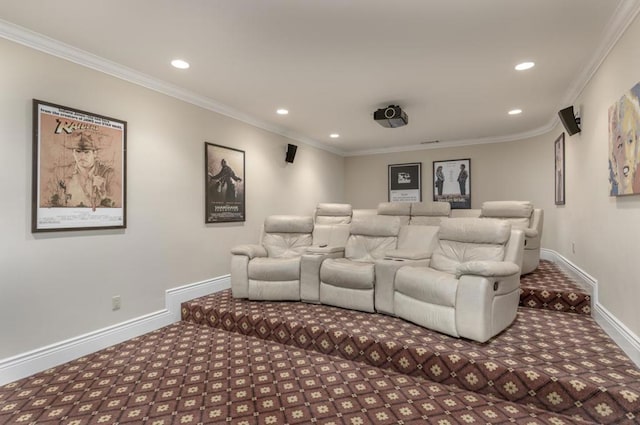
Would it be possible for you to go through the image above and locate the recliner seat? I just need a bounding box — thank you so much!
[319,215,401,312]
[480,201,543,274]
[393,218,524,342]
[230,215,313,300]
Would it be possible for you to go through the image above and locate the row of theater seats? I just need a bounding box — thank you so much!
[230,200,541,342]
[321,201,543,275]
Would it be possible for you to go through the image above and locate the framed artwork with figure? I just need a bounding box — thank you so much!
[608,81,640,196]
[388,162,422,202]
[555,133,565,205]
[433,158,471,209]
[32,99,127,232]
[205,142,245,223]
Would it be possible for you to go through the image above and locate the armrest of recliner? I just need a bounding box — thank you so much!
[306,245,345,254]
[384,249,432,261]
[300,251,345,303]
[455,272,521,343]
[523,228,538,238]
[455,261,520,279]
[230,244,268,259]
[374,258,429,316]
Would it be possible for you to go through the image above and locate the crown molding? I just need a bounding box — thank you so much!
[343,119,557,157]
[0,18,346,157]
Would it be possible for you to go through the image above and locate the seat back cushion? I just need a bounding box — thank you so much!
[312,223,350,247]
[397,225,439,253]
[345,215,400,262]
[315,203,352,224]
[263,233,313,258]
[263,215,314,258]
[430,218,511,274]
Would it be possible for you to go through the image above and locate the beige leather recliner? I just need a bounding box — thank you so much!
[393,218,524,343]
[230,215,314,300]
[314,203,353,224]
[377,202,411,225]
[319,215,401,313]
[409,201,451,225]
[480,201,543,274]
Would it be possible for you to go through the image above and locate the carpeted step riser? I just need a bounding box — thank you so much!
[519,260,591,315]
[181,299,640,424]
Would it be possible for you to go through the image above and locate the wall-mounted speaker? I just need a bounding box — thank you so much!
[285,144,297,163]
[558,106,581,136]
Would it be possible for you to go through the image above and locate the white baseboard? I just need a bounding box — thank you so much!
[0,275,230,386]
[541,248,640,367]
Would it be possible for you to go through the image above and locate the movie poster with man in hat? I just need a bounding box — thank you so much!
[32,100,126,232]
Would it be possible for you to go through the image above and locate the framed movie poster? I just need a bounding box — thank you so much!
[205,142,245,223]
[388,162,422,202]
[608,81,640,196]
[432,158,471,209]
[555,133,565,205]
[32,99,126,232]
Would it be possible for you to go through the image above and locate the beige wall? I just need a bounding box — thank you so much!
[345,132,558,248]
[0,38,344,358]
[345,13,640,339]
[558,13,640,335]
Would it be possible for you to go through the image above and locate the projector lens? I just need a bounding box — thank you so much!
[384,107,396,119]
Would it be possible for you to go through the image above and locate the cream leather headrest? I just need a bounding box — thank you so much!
[481,201,533,218]
[350,215,401,237]
[438,218,511,244]
[264,215,314,233]
[315,203,352,217]
[377,202,411,216]
[411,201,451,216]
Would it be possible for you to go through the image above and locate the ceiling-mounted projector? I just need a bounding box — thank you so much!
[374,105,408,128]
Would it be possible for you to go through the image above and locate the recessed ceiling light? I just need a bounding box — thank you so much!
[330,133,340,139]
[171,59,190,69]
[508,109,523,115]
[515,61,535,71]
[276,109,289,115]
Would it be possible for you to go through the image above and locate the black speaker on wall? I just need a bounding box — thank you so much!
[558,106,581,136]
[285,144,298,163]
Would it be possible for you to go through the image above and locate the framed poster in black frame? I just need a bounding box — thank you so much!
[555,133,565,205]
[205,142,245,223]
[432,158,471,209]
[388,162,422,202]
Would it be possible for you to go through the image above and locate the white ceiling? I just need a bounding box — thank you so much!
[1,0,638,155]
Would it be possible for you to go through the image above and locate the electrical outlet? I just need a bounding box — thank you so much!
[112,295,121,311]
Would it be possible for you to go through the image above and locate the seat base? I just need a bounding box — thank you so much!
[249,279,300,301]
[319,282,374,313]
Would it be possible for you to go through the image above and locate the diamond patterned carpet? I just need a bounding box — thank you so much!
[180,290,639,424]
[0,322,597,425]
[1,260,637,424]
[520,261,591,315]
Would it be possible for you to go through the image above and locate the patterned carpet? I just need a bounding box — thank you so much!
[1,261,637,424]
[180,291,639,424]
[520,261,591,315]
[0,322,589,425]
